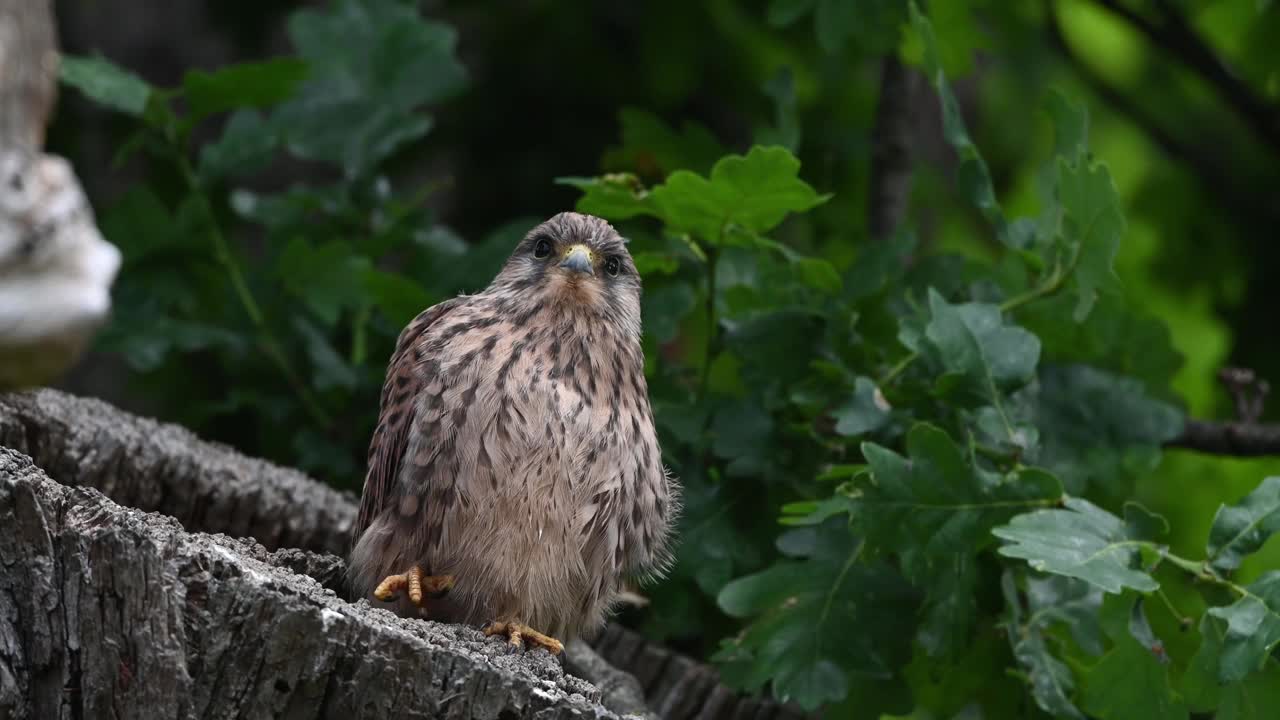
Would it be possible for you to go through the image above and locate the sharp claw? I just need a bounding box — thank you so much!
[483,621,563,655]
[374,568,452,607]
[408,566,423,605]
[374,573,406,601]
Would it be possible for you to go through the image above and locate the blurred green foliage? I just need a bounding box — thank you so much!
[57,0,1280,716]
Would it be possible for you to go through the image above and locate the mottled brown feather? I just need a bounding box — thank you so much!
[353,298,461,542]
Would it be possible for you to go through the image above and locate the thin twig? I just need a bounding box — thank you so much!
[1216,366,1269,423]
[1166,367,1280,455]
[1166,419,1280,457]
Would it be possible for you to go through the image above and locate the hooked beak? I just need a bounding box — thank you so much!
[559,244,594,275]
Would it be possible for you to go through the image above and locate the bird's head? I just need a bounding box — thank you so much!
[491,212,642,338]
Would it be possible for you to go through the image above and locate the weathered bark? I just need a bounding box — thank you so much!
[0,389,808,719]
[0,447,614,720]
[0,390,357,556]
[564,641,656,720]
[586,625,809,720]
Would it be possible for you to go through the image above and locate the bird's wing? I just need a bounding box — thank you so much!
[354,298,462,543]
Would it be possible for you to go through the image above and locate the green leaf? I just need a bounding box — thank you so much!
[430,219,538,296]
[1057,157,1124,321]
[772,0,902,55]
[273,0,467,176]
[1047,90,1089,163]
[920,289,1040,417]
[361,268,433,328]
[60,55,152,116]
[711,400,776,477]
[1001,572,1087,719]
[557,174,656,220]
[858,424,1060,656]
[1206,571,1280,683]
[631,251,680,276]
[915,552,977,657]
[1023,364,1184,495]
[99,187,181,261]
[858,424,1062,556]
[1125,598,1168,663]
[1018,291,1183,391]
[791,257,842,294]
[756,68,801,152]
[670,474,764,596]
[736,234,841,296]
[900,0,984,75]
[1184,614,1280,717]
[723,309,825,391]
[293,317,358,391]
[994,499,1165,594]
[648,146,829,245]
[767,0,816,27]
[642,282,697,345]
[845,229,916,302]
[832,376,891,437]
[100,315,245,372]
[1207,476,1280,573]
[277,239,371,325]
[909,3,1006,241]
[780,494,856,527]
[972,404,1039,454]
[182,57,308,122]
[715,520,917,710]
[1025,574,1107,656]
[602,108,726,178]
[1080,603,1189,720]
[814,0,857,53]
[198,110,279,182]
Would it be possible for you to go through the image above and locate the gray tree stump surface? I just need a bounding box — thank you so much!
[0,390,807,719]
[0,447,613,719]
[0,390,357,557]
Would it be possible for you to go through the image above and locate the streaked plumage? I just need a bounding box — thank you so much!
[349,212,678,645]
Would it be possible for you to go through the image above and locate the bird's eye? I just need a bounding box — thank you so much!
[533,238,553,259]
[604,256,621,277]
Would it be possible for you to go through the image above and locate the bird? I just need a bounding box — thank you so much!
[348,211,678,654]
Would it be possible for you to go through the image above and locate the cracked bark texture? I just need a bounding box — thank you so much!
[0,389,357,556]
[0,389,808,719]
[0,447,613,720]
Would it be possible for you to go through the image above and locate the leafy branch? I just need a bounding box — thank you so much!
[173,152,333,428]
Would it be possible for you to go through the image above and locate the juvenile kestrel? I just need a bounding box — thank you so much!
[349,212,678,653]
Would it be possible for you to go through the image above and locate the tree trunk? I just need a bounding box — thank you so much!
[0,446,615,720]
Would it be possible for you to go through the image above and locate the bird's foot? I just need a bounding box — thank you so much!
[373,566,453,606]
[483,620,564,655]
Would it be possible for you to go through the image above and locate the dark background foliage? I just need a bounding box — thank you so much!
[47,0,1280,717]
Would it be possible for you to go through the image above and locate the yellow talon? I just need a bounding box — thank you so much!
[483,620,564,654]
[373,567,453,607]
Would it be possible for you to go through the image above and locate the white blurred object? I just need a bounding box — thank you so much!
[0,148,121,390]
